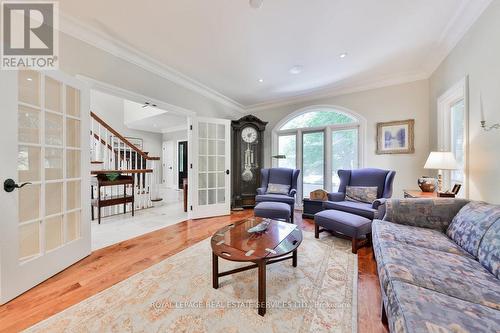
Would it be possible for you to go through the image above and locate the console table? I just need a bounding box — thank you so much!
[91,175,135,224]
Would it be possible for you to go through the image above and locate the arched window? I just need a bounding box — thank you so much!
[273,106,364,200]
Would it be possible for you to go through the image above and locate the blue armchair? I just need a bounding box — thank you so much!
[324,168,396,220]
[256,168,300,223]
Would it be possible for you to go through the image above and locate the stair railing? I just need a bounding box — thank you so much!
[90,111,162,218]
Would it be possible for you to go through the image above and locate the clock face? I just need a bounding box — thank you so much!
[241,126,258,143]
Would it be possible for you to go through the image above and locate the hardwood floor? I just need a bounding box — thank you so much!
[0,211,388,333]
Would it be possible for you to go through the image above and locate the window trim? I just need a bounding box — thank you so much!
[437,77,469,198]
[272,105,366,203]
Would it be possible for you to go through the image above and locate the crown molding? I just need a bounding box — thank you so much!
[244,71,428,113]
[59,13,245,114]
[421,0,492,76]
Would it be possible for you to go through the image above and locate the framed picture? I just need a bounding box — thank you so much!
[111,136,143,150]
[376,119,415,154]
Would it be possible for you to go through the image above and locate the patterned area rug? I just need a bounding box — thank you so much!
[25,231,357,333]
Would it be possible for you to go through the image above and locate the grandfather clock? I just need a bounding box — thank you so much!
[231,115,267,208]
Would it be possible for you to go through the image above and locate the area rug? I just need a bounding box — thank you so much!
[25,231,358,333]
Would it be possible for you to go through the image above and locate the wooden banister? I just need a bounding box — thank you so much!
[90,111,160,161]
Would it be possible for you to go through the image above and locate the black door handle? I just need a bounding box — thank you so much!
[4,179,31,193]
[226,170,230,175]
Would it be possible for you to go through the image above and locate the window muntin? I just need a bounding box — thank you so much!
[302,131,324,197]
[277,134,296,169]
[280,110,356,130]
[450,99,465,185]
[332,129,359,191]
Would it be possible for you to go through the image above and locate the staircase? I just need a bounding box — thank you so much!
[90,111,162,218]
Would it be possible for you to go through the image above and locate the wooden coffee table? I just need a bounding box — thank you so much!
[211,217,303,316]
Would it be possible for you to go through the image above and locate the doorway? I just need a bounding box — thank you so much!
[178,141,188,189]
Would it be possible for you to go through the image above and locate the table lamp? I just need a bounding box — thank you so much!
[424,152,459,192]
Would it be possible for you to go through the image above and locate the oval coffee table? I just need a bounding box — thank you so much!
[211,217,303,316]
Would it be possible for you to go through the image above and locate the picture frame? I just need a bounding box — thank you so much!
[451,183,462,195]
[111,136,143,151]
[376,119,415,154]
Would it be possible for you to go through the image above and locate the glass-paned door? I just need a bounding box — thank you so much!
[189,117,231,219]
[302,131,324,198]
[0,70,90,304]
[332,129,359,191]
[277,134,296,168]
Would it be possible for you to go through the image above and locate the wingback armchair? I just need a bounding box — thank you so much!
[324,168,396,220]
[255,168,300,223]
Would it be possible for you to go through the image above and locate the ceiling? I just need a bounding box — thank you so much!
[124,100,187,133]
[59,0,491,108]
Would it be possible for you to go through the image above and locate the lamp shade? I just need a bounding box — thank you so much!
[424,152,459,170]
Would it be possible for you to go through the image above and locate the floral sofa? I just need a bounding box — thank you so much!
[373,198,500,332]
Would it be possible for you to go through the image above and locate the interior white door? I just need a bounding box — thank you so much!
[188,117,231,219]
[0,69,91,304]
[162,141,175,188]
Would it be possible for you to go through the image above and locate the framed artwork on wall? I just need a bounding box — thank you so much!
[376,119,415,154]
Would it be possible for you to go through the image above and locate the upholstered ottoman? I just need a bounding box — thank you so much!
[314,210,372,253]
[254,202,292,223]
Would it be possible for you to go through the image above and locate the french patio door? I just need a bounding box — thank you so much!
[188,117,231,219]
[0,69,90,304]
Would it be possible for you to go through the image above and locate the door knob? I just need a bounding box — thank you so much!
[4,179,31,193]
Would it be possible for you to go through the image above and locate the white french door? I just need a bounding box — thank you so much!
[188,117,231,219]
[0,69,90,304]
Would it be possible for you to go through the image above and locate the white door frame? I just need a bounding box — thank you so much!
[0,69,91,304]
[162,141,175,188]
[187,117,231,219]
[437,76,469,198]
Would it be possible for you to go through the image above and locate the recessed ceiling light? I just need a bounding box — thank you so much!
[250,0,263,9]
[289,65,303,75]
[339,53,348,59]
[26,77,33,81]
[258,78,264,83]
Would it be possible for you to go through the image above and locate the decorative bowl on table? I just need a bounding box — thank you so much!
[248,220,271,233]
[105,172,121,181]
[418,177,436,192]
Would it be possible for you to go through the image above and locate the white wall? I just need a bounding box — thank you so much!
[429,1,500,204]
[250,80,430,198]
[91,90,163,158]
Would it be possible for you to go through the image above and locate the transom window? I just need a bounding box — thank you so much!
[273,107,363,200]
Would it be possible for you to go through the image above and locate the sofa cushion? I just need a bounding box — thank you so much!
[255,194,294,205]
[385,280,500,333]
[372,220,469,256]
[345,186,378,204]
[478,220,500,279]
[447,201,500,257]
[323,200,377,219]
[374,240,500,310]
[384,198,470,232]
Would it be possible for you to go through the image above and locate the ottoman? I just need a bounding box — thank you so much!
[254,202,292,223]
[314,210,372,253]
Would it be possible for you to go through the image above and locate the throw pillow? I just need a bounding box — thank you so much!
[345,186,378,204]
[266,183,290,195]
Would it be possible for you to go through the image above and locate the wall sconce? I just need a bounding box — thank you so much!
[480,120,500,131]
[479,93,499,131]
